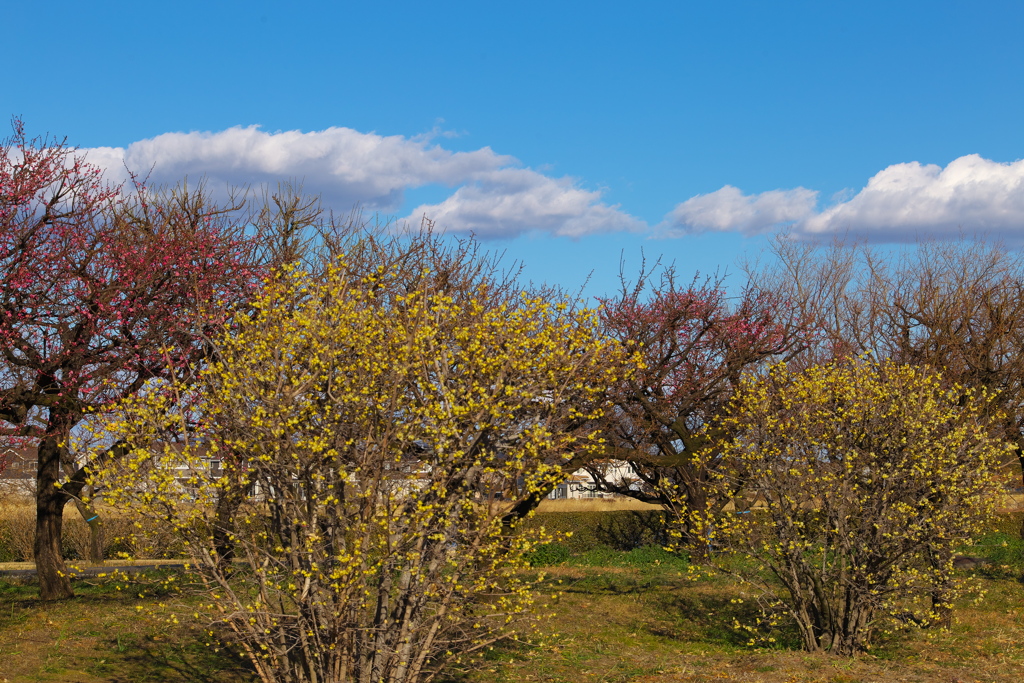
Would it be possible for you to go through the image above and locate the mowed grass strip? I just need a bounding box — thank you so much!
[1,536,1023,682]
[455,535,1024,683]
[0,572,254,683]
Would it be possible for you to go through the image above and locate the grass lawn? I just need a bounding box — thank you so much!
[0,572,254,683]
[2,550,1023,683]
[462,562,1024,683]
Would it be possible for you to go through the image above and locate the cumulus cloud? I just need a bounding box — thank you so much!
[801,155,1024,239]
[662,185,818,235]
[404,168,646,238]
[82,126,510,211]
[78,126,642,239]
[663,154,1024,242]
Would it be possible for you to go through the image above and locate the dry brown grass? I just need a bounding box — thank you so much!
[2,557,1023,682]
[999,493,1024,512]
[462,566,1024,683]
[0,501,181,563]
[0,575,253,682]
[535,497,662,512]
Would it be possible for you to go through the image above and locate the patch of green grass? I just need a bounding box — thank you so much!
[463,552,1024,683]
[0,573,254,682]
[576,544,689,569]
[525,542,572,566]
[970,531,1024,572]
[5,543,1024,683]
[527,541,689,571]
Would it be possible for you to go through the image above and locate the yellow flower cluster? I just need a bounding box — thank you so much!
[89,256,630,682]
[695,357,1009,654]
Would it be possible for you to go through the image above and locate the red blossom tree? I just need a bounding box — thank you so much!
[592,263,812,559]
[0,120,266,599]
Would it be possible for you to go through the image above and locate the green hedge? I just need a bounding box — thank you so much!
[523,510,670,552]
[522,509,1024,555]
[2,507,1020,565]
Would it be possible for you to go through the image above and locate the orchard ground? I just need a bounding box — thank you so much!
[1,501,1023,683]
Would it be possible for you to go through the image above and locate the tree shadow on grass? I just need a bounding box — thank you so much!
[650,590,804,651]
[594,511,669,550]
[555,570,674,597]
[104,629,256,683]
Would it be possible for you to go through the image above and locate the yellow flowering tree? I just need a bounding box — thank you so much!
[92,252,626,683]
[710,358,1007,655]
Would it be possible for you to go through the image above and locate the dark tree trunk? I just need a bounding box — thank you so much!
[213,471,256,574]
[1016,443,1024,540]
[501,488,547,528]
[213,490,238,573]
[681,484,713,564]
[35,434,73,600]
[925,546,954,629]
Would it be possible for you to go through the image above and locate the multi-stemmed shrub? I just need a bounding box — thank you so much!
[705,358,1007,655]
[93,237,627,683]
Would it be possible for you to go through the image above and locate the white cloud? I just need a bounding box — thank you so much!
[83,126,510,211]
[78,126,643,239]
[404,168,646,238]
[801,154,1024,239]
[662,185,818,235]
[663,154,1024,242]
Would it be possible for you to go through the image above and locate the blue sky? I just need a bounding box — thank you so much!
[5,1,1024,298]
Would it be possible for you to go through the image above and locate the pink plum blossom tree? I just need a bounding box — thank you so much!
[0,120,265,599]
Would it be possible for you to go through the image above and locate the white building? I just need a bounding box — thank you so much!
[547,461,639,500]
